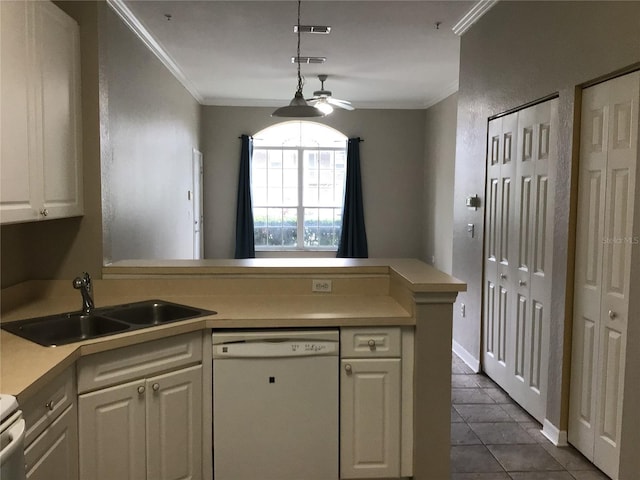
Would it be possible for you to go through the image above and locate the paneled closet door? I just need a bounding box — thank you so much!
[569,70,638,480]
[509,100,556,422]
[483,99,557,424]
[483,112,517,389]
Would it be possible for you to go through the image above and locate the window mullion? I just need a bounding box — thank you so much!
[298,147,304,250]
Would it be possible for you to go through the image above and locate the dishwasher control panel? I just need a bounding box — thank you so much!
[212,329,339,358]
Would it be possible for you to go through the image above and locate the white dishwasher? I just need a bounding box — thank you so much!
[212,329,339,480]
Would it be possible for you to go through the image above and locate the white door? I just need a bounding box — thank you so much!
[147,365,202,480]
[483,112,518,390]
[340,358,401,479]
[78,379,147,480]
[483,99,557,424]
[569,70,638,480]
[192,149,204,259]
[509,100,556,422]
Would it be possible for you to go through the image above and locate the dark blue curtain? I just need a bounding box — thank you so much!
[234,134,255,259]
[337,137,368,258]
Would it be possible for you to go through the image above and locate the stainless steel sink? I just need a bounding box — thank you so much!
[104,301,206,326]
[1,300,215,347]
[3,313,131,347]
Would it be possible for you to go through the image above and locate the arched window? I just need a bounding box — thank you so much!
[252,121,347,250]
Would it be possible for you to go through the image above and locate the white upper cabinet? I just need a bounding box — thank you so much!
[0,0,82,224]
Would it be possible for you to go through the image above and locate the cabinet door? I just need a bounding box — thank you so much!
[147,364,203,480]
[0,0,39,223]
[25,404,78,480]
[341,358,401,479]
[78,379,147,480]
[34,1,83,220]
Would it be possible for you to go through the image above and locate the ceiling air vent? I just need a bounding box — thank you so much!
[292,56,326,64]
[294,25,331,34]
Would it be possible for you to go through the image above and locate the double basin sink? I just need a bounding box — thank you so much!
[2,300,216,347]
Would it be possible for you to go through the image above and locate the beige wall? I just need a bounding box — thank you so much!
[452,0,640,438]
[423,93,457,274]
[201,106,427,259]
[101,7,201,263]
[1,1,103,289]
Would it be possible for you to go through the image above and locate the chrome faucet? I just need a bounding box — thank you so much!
[72,272,95,314]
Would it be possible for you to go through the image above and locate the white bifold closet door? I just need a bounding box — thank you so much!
[569,70,638,480]
[483,98,558,423]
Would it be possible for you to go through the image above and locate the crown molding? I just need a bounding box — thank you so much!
[452,0,499,36]
[106,0,204,103]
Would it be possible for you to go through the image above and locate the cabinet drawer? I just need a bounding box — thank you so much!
[77,331,202,394]
[23,366,75,447]
[341,327,401,358]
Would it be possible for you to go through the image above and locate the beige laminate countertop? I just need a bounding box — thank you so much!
[1,293,411,402]
[104,258,467,293]
[1,258,465,403]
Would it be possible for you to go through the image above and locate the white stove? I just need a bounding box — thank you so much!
[0,394,26,480]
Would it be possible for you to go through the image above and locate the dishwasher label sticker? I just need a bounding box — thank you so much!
[290,343,331,353]
[213,340,338,358]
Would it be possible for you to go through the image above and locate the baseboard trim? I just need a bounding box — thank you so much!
[542,419,568,446]
[452,340,480,372]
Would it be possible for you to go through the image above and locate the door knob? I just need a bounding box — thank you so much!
[137,386,145,395]
[152,383,160,392]
[608,310,617,319]
[345,364,352,373]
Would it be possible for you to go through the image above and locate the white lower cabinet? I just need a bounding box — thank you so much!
[22,367,78,480]
[25,404,79,480]
[340,358,401,479]
[340,327,412,479]
[79,364,203,480]
[77,332,204,480]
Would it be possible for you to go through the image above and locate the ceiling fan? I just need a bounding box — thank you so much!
[307,75,355,113]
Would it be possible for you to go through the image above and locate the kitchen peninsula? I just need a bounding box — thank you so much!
[1,258,465,480]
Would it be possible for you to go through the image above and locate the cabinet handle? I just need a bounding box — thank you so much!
[40,208,48,217]
[45,400,54,411]
[519,280,527,286]
[500,274,507,280]
[152,383,160,392]
[344,364,352,373]
[608,310,617,319]
[137,385,145,395]
[368,339,376,349]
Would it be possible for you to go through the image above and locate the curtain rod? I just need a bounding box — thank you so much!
[239,136,364,141]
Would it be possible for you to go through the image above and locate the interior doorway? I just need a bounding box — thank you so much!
[192,149,204,259]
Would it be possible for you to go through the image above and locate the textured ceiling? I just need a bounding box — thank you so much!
[120,1,474,109]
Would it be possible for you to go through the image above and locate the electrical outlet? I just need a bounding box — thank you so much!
[460,303,466,317]
[312,279,332,293]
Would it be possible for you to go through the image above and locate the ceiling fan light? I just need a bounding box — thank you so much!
[272,91,325,117]
[314,101,334,115]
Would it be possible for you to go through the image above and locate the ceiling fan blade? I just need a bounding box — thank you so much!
[327,98,355,110]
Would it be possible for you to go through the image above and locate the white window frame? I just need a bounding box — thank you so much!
[252,122,347,252]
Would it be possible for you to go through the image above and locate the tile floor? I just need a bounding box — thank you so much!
[450,353,610,480]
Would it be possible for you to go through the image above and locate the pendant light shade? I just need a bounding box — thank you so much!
[272,1,325,118]
[273,92,325,117]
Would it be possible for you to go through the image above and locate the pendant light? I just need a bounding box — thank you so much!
[272,0,325,118]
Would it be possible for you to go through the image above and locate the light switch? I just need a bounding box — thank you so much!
[467,224,475,238]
